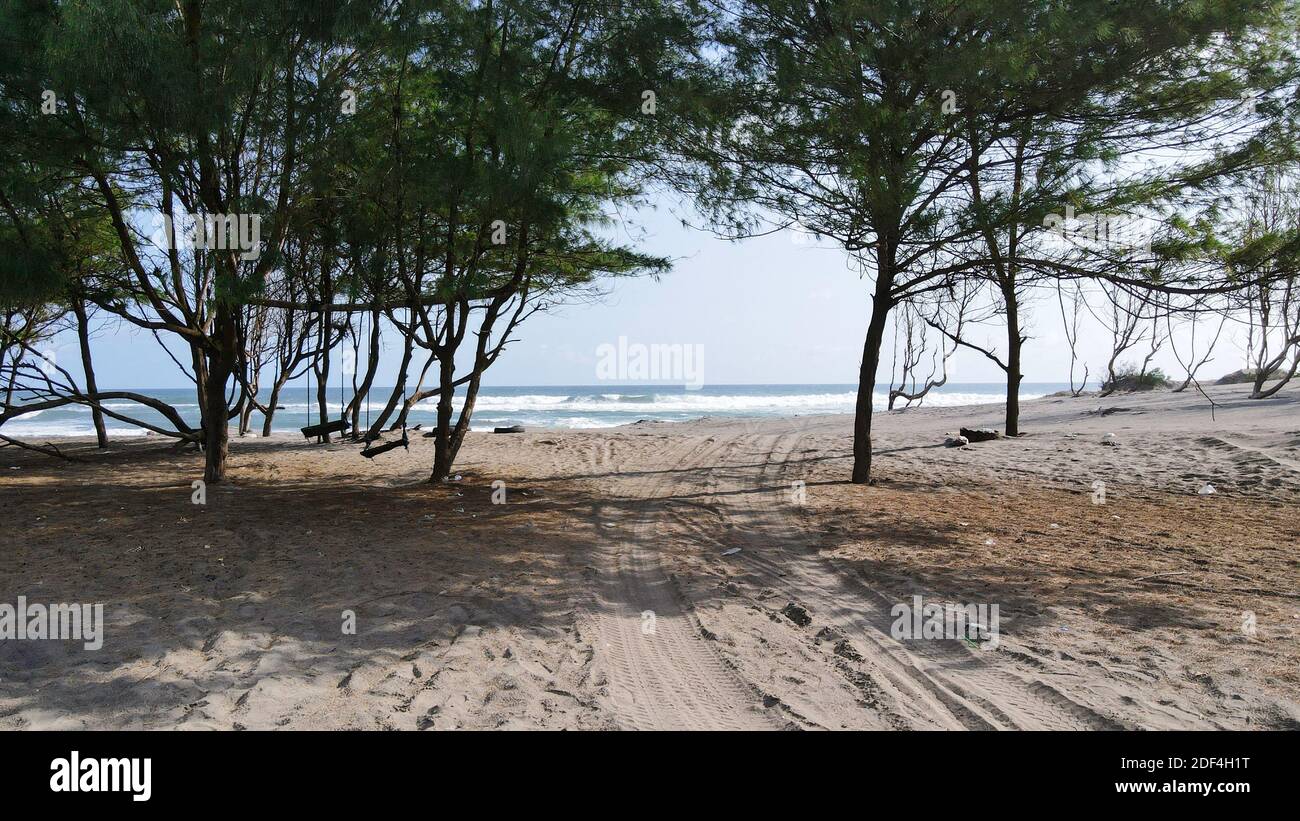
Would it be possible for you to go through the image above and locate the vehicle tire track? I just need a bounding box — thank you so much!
[727,424,1127,730]
[578,434,780,730]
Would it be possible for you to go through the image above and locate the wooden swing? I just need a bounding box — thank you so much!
[300,418,350,439]
[360,424,409,459]
[299,352,351,440]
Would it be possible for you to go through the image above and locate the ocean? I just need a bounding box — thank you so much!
[2,382,1077,438]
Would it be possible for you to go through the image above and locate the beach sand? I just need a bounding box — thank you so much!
[1,383,1298,730]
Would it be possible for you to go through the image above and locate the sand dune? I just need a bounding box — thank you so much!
[1,383,1297,729]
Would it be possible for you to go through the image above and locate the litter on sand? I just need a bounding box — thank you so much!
[721,547,742,556]
[1198,483,1217,495]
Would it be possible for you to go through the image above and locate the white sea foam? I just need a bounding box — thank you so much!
[429,390,1032,416]
[2,386,1041,436]
[1,419,152,438]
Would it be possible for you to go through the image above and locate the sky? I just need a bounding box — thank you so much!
[52,197,1259,390]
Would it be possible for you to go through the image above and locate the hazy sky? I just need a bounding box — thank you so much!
[58,198,1257,390]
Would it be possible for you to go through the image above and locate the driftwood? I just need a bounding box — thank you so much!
[493,425,525,433]
[0,433,86,461]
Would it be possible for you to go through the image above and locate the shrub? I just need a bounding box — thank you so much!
[1102,364,1172,393]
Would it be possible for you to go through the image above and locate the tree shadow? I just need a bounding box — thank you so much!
[0,430,1287,728]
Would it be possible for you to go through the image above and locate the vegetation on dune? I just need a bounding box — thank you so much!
[1101,365,1173,393]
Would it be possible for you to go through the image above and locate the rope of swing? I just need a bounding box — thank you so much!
[340,322,345,431]
[364,310,371,432]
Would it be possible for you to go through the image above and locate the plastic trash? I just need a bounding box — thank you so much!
[1198,483,1217,495]
[721,547,741,556]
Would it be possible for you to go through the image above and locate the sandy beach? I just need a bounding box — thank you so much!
[1,384,1298,731]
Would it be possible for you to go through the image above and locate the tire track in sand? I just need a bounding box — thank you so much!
[574,424,1126,730]
[577,433,781,730]
[719,424,1127,730]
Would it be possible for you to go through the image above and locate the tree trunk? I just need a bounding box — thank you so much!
[1251,349,1299,399]
[73,299,108,448]
[430,347,456,482]
[1004,287,1023,437]
[852,278,894,484]
[446,342,495,465]
[314,342,331,445]
[348,310,381,439]
[365,330,414,441]
[4,352,21,408]
[448,377,481,464]
[203,304,236,483]
[261,379,282,437]
[192,344,209,446]
[238,372,258,436]
[1251,367,1269,397]
[203,366,230,482]
[393,355,432,429]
